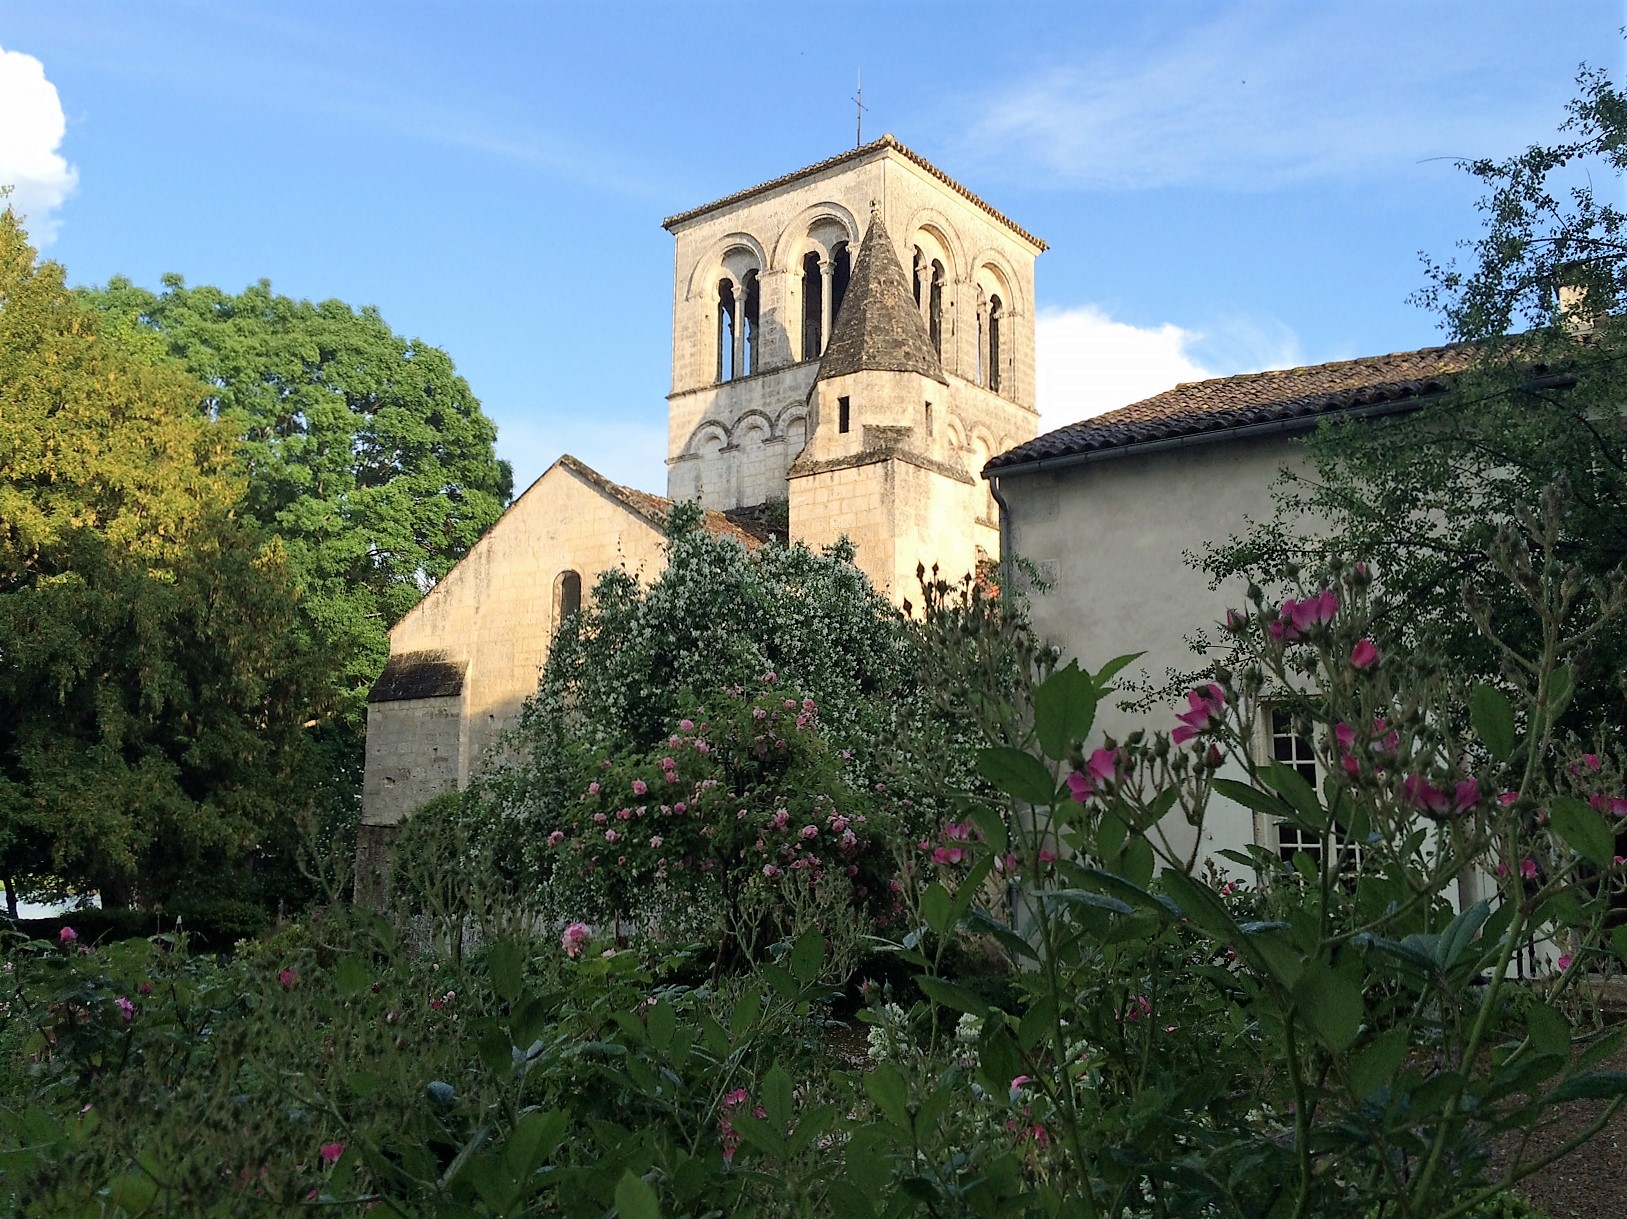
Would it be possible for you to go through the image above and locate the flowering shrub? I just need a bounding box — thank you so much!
[535,678,909,953]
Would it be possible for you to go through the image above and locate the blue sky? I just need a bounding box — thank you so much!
[0,1,1619,496]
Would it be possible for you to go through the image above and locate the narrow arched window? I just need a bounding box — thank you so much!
[831,241,851,322]
[928,259,945,357]
[717,279,736,383]
[554,570,582,631]
[801,252,822,360]
[913,247,927,306]
[742,270,760,377]
[975,287,988,387]
[988,294,1003,395]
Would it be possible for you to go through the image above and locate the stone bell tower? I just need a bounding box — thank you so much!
[660,135,1046,600]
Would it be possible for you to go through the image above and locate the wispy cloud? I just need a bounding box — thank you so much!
[1036,304,1304,434]
[951,1,1597,192]
[0,44,77,243]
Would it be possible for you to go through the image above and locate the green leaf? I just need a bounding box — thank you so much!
[615,1169,660,1219]
[827,1180,880,1219]
[333,955,371,1000]
[1050,889,1132,916]
[1073,872,1177,917]
[1034,662,1098,761]
[1260,761,1326,832]
[790,925,824,986]
[488,940,525,1004]
[645,1000,675,1051]
[729,984,762,1038]
[511,994,552,1049]
[1470,683,1517,761]
[504,1109,567,1182]
[963,907,1037,962]
[1092,652,1145,691]
[1349,1028,1410,1099]
[968,805,1009,853]
[1095,813,1127,862]
[103,1172,159,1215]
[947,853,994,931]
[976,747,1058,806]
[916,974,991,1017]
[1547,664,1574,715]
[863,1062,912,1130]
[1294,963,1363,1052]
[1122,834,1154,890]
[478,1026,513,1078]
[1435,899,1491,971]
[921,883,952,935]
[762,1065,794,1132]
[1550,796,1617,867]
[1526,1002,1571,1059]
[1548,1071,1627,1103]
[1612,925,1627,966]
[1213,778,1294,823]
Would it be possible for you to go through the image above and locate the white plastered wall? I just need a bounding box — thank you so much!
[995,433,1316,867]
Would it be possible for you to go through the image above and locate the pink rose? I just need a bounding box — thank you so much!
[1172,684,1225,745]
[561,922,592,959]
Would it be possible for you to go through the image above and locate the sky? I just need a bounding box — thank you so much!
[0,1,1620,497]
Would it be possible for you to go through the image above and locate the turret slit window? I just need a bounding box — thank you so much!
[554,570,583,631]
[801,252,823,360]
[987,294,1003,395]
[838,396,850,434]
[717,279,737,383]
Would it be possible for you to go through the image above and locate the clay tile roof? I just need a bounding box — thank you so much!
[368,650,467,703]
[661,134,1047,252]
[557,455,766,547]
[986,342,1478,474]
[815,211,949,386]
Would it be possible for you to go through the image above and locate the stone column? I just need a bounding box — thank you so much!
[730,277,746,380]
[818,258,834,355]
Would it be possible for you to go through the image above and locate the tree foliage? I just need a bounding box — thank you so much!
[1203,64,1627,736]
[78,275,514,723]
[0,212,324,908]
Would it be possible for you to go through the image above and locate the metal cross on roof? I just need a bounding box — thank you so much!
[853,69,867,149]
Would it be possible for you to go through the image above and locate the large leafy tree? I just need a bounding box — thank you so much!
[0,212,325,911]
[79,276,514,725]
[1203,65,1627,735]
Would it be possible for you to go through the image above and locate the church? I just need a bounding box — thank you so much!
[356,136,1047,885]
[356,136,1482,896]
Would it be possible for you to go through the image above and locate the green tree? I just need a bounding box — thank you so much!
[1202,65,1627,735]
[0,212,325,911]
[78,276,514,725]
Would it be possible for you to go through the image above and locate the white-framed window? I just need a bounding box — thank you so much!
[1260,706,1363,870]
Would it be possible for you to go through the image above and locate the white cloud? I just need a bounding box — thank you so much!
[1036,305,1216,433]
[952,2,1596,192]
[0,45,76,244]
[1036,305,1308,435]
